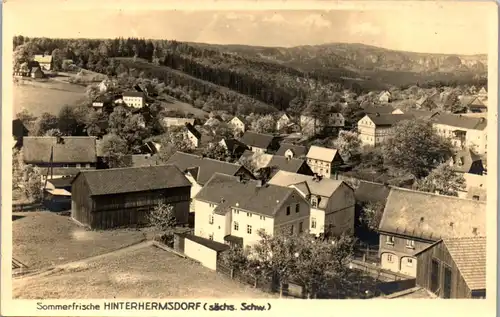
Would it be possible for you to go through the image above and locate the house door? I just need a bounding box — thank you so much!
[430,259,440,294]
[443,265,452,298]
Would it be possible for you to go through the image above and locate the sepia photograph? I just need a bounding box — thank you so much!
[3,0,496,311]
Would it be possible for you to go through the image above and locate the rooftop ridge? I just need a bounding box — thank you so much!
[389,186,487,204]
[175,151,242,167]
[79,164,177,173]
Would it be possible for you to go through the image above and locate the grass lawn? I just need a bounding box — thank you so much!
[13,243,277,299]
[160,94,208,119]
[12,212,149,270]
[13,79,86,118]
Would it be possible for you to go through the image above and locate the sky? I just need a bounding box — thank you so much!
[4,0,494,55]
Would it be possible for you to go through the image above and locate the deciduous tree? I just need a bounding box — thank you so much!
[413,163,466,196]
[32,112,58,136]
[147,202,177,231]
[98,133,129,168]
[334,130,362,162]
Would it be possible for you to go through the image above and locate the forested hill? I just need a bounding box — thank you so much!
[13,36,488,114]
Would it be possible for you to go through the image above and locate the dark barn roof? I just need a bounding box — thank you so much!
[23,136,97,164]
[73,165,191,196]
[275,143,307,157]
[240,131,275,149]
[366,114,415,127]
[267,155,311,174]
[185,123,202,139]
[354,181,391,205]
[166,151,250,185]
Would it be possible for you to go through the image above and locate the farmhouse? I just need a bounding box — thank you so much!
[228,116,246,134]
[23,136,97,181]
[219,138,248,159]
[71,165,192,230]
[266,155,314,176]
[432,114,487,155]
[306,145,344,178]
[33,54,53,71]
[275,143,307,158]
[185,123,202,148]
[239,131,278,154]
[378,188,485,278]
[415,236,486,299]
[165,152,255,211]
[357,114,415,146]
[268,171,355,237]
[193,173,311,248]
[122,91,145,109]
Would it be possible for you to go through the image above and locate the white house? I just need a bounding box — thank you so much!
[122,91,146,109]
[432,114,488,155]
[268,171,355,237]
[229,116,246,134]
[276,113,292,131]
[306,145,344,178]
[185,123,202,148]
[379,91,392,103]
[193,173,311,249]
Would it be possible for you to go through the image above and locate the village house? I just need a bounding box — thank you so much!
[477,87,487,101]
[71,165,192,230]
[299,113,345,136]
[432,114,487,155]
[415,96,438,110]
[22,136,97,182]
[14,62,45,78]
[268,171,355,237]
[275,143,307,159]
[185,123,202,148]
[459,96,487,113]
[193,173,311,248]
[415,236,486,299]
[378,91,392,103]
[306,145,344,178]
[357,113,415,146]
[228,116,246,134]
[33,54,53,71]
[218,138,248,159]
[239,131,278,154]
[162,117,195,128]
[204,116,222,127]
[122,91,146,109]
[266,155,314,177]
[378,188,485,278]
[165,152,255,212]
[276,113,292,131]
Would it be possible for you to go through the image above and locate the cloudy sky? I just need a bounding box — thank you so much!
[5,0,494,55]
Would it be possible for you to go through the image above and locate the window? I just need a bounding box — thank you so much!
[387,254,394,263]
[311,217,317,229]
[85,163,91,168]
[209,234,214,240]
[430,258,440,294]
[406,239,415,249]
[286,206,291,215]
[311,197,317,208]
[234,222,239,231]
[406,258,414,267]
[473,195,480,201]
[290,225,294,235]
[260,216,265,220]
[247,225,252,234]
[208,214,214,225]
[443,265,452,298]
[247,212,252,217]
[76,163,81,168]
[386,236,395,245]
[299,222,303,233]
[209,203,215,208]
[295,204,300,213]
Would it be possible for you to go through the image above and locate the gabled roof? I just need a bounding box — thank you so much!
[229,116,245,124]
[366,114,415,127]
[240,131,275,149]
[73,165,191,196]
[362,105,395,114]
[276,143,307,157]
[166,151,250,185]
[204,117,221,126]
[354,181,391,205]
[268,170,345,198]
[194,173,297,217]
[185,123,201,139]
[266,155,310,174]
[23,136,97,164]
[433,114,487,131]
[379,188,486,241]
[416,237,486,291]
[403,110,440,119]
[460,96,487,109]
[220,138,248,153]
[306,145,339,162]
[123,91,145,98]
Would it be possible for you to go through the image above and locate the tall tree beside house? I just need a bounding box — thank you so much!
[44,128,63,137]
[109,106,150,152]
[250,115,277,134]
[32,112,58,136]
[98,133,129,168]
[201,143,230,161]
[12,148,24,191]
[359,201,385,231]
[334,130,362,163]
[382,119,453,178]
[147,202,177,246]
[219,245,248,274]
[156,128,194,162]
[20,165,43,203]
[341,102,365,127]
[57,105,83,136]
[413,164,466,197]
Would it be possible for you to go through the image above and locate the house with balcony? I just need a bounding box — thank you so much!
[432,114,487,155]
[268,171,355,237]
[306,145,344,178]
[378,187,486,278]
[193,173,311,248]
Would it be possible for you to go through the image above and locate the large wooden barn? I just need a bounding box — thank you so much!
[71,165,192,230]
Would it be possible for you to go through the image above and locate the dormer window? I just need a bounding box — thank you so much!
[311,196,318,208]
